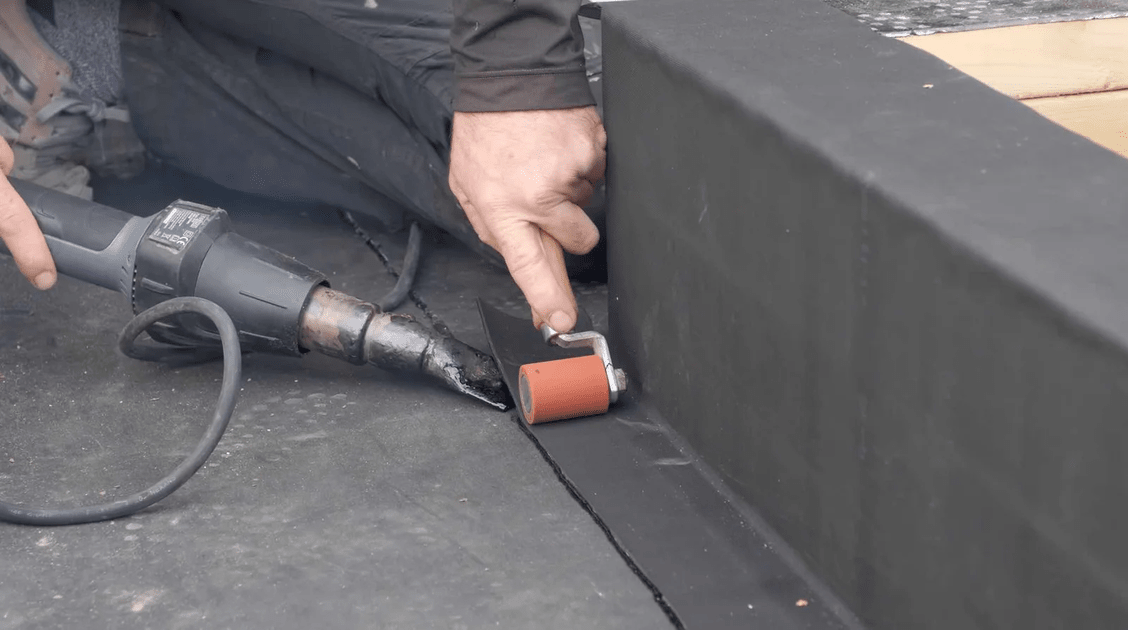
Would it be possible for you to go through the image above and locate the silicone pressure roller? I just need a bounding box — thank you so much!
[517,326,628,424]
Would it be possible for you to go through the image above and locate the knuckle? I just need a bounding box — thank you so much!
[596,125,608,148]
[569,215,600,253]
[579,225,600,252]
[584,132,603,155]
[567,232,598,256]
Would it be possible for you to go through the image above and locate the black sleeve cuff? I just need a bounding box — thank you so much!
[454,69,596,112]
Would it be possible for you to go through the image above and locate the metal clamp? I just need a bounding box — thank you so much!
[540,325,629,404]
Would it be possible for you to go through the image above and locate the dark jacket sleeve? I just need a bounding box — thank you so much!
[451,0,596,112]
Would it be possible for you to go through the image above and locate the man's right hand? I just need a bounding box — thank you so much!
[0,138,55,290]
[448,106,605,333]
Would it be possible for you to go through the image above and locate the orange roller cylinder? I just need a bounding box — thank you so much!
[518,354,610,424]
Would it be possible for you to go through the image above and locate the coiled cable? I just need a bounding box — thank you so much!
[0,297,241,525]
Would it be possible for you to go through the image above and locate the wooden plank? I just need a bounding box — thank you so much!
[1024,89,1128,159]
[903,18,1128,100]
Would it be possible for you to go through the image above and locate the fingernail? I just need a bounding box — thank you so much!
[548,310,572,332]
[33,271,55,290]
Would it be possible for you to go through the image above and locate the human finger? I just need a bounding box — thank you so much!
[539,200,600,256]
[497,222,577,333]
[0,176,57,290]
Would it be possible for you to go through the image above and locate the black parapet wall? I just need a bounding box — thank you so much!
[603,0,1128,628]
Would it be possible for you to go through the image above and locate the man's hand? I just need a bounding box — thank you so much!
[0,139,55,290]
[449,106,606,333]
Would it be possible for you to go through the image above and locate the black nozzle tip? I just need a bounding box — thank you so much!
[431,342,514,411]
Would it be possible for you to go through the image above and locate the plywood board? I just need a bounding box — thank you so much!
[904,18,1128,100]
[1024,89,1128,159]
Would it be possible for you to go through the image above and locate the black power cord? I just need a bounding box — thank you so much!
[0,297,242,526]
[335,211,429,313]
[376,221,423,312]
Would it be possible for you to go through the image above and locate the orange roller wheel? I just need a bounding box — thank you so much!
[518,354,610,424]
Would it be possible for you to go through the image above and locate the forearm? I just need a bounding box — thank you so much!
[450,0,595,112]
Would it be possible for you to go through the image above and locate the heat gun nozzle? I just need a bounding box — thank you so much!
[299,287,512,410]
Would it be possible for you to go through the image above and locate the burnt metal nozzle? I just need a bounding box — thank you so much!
[299,287,512,410]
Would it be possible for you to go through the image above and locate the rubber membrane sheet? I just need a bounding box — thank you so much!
[480,303,863,630]
[0,165,860,629]
[0,167,669,629]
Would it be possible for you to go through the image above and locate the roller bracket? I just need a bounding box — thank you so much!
[540,325,628,405]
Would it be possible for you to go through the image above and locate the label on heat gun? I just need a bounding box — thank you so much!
[147,205,214,252]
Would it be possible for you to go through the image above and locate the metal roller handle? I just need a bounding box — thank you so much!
[540,324,628,404]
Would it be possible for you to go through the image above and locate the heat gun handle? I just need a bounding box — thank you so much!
[6,178,152,295]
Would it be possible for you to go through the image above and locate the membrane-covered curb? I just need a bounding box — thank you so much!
[605,0,1128,628]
